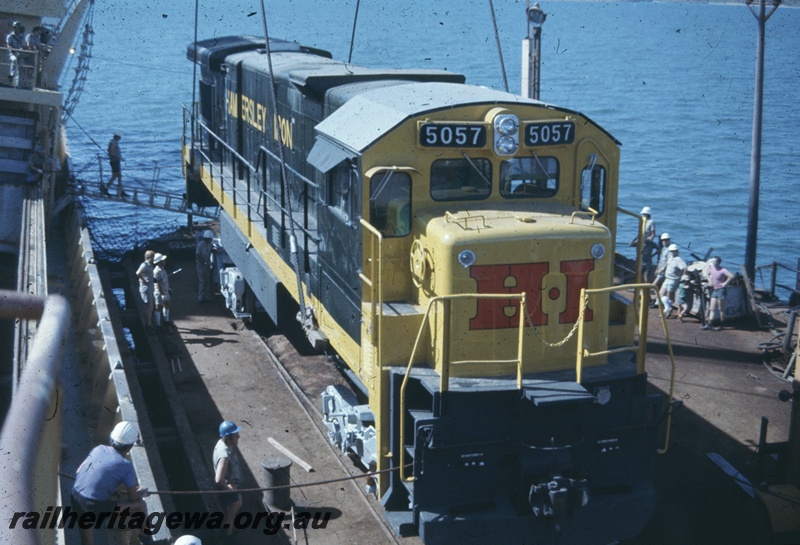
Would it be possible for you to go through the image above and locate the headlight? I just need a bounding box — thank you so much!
[493,113,519,156]
[591,243,606,259]
[495,115,518,136]
[496,136,518,155]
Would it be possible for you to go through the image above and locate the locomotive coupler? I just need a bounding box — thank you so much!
[529,475,589,518]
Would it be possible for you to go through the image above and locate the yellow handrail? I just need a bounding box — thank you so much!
[398,292,527,482]
[359,219,384,360]
[575,283,677,454]
[618,206,647,285]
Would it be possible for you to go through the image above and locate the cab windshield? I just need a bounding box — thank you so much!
[500,156,558,198]
[430,157,492,201]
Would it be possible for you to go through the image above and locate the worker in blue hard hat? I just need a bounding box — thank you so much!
[214,420,243,540]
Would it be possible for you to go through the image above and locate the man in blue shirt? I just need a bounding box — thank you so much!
[71,421,147,545]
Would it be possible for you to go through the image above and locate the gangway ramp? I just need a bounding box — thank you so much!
[64,180,220,220]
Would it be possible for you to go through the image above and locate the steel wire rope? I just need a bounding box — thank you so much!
[90,55,188,75]
[59,463,412,496]
[189,0,200,168]
[347,0,361,64]
[488,0,509,92]
[259,0,310,322]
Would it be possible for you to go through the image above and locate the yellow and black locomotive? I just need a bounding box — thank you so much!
[184,36,665,544]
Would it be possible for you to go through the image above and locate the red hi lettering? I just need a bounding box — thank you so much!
[559,259,595,324]
[469,263,549,330]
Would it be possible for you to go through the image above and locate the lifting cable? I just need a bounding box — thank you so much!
[190,0,200,159]
[259,0,310,323]
[488,0,509,92]
[348,0,361,63]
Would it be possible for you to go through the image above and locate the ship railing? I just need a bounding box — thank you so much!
[0,293,69,545]
[1,46,44,90]
[398,293,528,482]
[754,260,800,301]
[575,283,677,454]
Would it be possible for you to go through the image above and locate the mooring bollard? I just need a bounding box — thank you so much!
[262,455,293,511]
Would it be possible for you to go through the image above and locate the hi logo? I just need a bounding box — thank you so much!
[469,259,594,330]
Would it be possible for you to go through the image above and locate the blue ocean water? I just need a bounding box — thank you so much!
[67,1,799,294]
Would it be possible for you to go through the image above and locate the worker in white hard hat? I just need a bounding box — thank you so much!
[652,232,672,292]
[174,536,202,545]
[215,420,244,541]
[137,250,157,334]
[659,243,686,317]
[153,253,173,328]
[71,421,149,545]
[196,230,215,304]
[629,206,657,283]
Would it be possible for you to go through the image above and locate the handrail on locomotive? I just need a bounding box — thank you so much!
[576,283,678,454]
[397,292,529,482]
[183,104,320,244]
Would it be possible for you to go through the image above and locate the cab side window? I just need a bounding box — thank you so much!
[580,164,606,215]
[370,170,411,237]
[329,162,357,223]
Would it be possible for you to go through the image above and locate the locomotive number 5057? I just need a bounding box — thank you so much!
[524,121,575,146]
[419,122,487,148]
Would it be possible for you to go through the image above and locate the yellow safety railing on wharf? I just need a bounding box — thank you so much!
[574,283,677,454]
[398,292,528,482]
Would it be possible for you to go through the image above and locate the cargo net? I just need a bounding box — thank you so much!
[81,196,185,262]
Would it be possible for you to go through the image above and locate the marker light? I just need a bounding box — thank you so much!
[458,250,476,268]
[591,243,606,260]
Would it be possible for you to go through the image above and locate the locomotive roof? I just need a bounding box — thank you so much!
[231,50,466,99]
[312,81,617,155]
[189,36,333,72]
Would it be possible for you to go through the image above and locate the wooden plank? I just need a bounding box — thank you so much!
[267,437,314,473]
